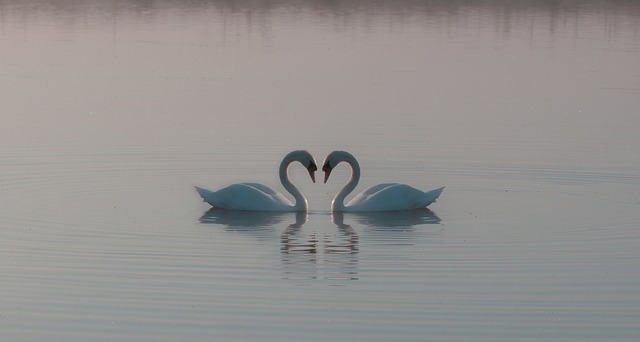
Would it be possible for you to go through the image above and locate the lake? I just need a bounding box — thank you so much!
[1,0,639,341]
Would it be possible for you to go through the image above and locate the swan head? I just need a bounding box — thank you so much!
[284,150,317,183]
[321,150,355,184]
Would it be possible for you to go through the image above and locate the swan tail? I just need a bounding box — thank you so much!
[421,186,445,207]
[195,186,219,206]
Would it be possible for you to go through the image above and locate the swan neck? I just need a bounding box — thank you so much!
[333,154,360,211]
[280,156,307,211]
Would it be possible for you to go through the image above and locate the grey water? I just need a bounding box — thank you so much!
[1,0,640,340]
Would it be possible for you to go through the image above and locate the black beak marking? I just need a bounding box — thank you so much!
[322,161,332,173]
[322,161,332,184]
[307,161,318,183]
[308,161,318,172]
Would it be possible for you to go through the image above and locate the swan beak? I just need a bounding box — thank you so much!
[308,162,318,183]
[322,163,332,184]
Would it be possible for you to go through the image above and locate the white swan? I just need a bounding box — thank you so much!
[322,150,444,212]
[195,150,317,212]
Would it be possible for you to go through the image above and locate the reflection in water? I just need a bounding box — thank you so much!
[324,213,359,282]
[326,212,359,255]
[200,208,290,227]
[347,209,443,245]
[200,209,442,284]
[3,0,639,42]
[350,209,441,228]
[199,208,290,239]
[280,212,318,281]
[281,212,359,283]
[280,212,315,254]
[6,0,640,16]
[200,208,309,242]
[199,209,359,283]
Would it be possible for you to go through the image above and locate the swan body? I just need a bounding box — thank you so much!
[322,150,444,212]
[195,150,317,211]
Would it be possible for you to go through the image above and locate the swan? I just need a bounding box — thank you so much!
[195,150,317,211]
[322,150,444,212]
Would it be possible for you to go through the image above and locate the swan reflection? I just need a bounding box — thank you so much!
[199,208,306,239]
[280,212,359,283]
[328,212,359,254]
[280,212,315,254]
[199,208,293,227]
[338,209,443,245]
[349,208,441,228]
[199,208,440,285]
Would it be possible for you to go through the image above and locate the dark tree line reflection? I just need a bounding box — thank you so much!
[3,0,638,40]
[3,0,640,19]
[4,0,640,10]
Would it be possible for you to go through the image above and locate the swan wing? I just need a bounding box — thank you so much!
[241,183,294,207]
[347,184,419,211]
[358,183,400,196]
[347,184,443,211]
[195,184,294,211]
[240,183,280,196]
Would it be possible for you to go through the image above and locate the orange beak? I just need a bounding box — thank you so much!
[307,162,317,183]
[322,163,332,184]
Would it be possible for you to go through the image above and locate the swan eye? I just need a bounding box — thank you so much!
[322,161,332,172]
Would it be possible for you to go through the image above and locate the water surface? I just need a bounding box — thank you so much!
[1,1,640,341]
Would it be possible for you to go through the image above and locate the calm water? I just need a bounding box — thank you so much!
[2,0,640,341]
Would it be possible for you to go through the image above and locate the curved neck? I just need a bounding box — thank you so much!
[332,153,360,211]
[279,156,308,211]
